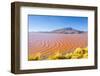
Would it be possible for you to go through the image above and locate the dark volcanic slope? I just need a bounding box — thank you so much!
[36,27,86,34]
[51,27,85,34]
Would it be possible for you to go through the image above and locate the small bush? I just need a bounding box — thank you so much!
[48,51,62,60]
[74,48,83,54]
[83,52,88,58]
[28,52,41,60]
[65,53,72,59]
[29,47,88,60]
[71,53,83,59]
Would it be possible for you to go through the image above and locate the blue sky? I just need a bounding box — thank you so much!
[28,15,88,32]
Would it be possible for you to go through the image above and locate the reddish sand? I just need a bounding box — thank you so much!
[28,32,87,58]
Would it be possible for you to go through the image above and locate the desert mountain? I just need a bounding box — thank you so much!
[34,27,86,34]
[50,27,86,34]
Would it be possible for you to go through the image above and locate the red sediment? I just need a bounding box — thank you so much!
[28,32,87,57]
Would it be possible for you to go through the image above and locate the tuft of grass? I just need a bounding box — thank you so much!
[48,51,63,60]
[48,47,88,60]
[28,52,41,60]
[71,47,88,59]
[29,47,88,60]
[74,48,84,54]
[71,53,83,59]
[65,53,72,59]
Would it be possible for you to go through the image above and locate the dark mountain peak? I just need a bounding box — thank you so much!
[51,27,86,34]
[34,27,87,34]
[63,27,73,30]
[52,27,76,32]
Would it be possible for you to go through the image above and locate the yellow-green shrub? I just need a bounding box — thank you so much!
[29,47,88,60]
[83,47,88,53]
[29,52,41,60]
[83,53,88,58]
[74,48,83,54]
[65,53,72,59]
[71,53,83,59]
[48,51,66,60]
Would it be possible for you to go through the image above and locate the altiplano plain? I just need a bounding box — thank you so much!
[28,32,87,60]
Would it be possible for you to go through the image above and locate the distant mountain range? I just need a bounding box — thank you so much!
[35,27,87,34]
[51,27,86,34]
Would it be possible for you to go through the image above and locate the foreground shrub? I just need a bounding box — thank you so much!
[48,47,88,60]
[83,52,88,58]
[83,47,88,53]
[48,51,63,60]
[29,47,88,60]
[28,52,41,60]
[74,48,83,54]
[65,53,72,59]
[71,53,83,59]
